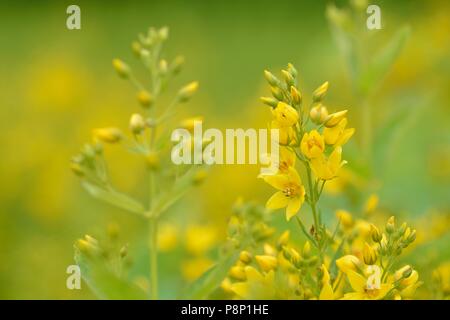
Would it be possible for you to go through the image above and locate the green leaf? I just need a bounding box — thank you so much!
[180,252,239,299]
[82,181,146,216]
[358,25,410,95]
[75,251,148,300]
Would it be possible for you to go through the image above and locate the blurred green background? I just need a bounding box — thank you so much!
[0,0,448,299]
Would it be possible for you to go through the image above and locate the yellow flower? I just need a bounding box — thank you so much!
[394,265,421,299]
[181,257,213,281]
[319,264,335,300]
[93,127,123,144]
[272,102,299,127]
[336,255,362,273]
[278,147,295,173]
[336,209,353,229]
[263,168,306,220]
[325,110,348,127]
[271,121,297,145]
[363,243,378,265]
[310,147,346,180]
[185,225,217,256]
[341,269,392,300]
[230,266,275,299]
[323,118,354,146]
[255,255,278,272]
[300,130,325,159]
[157,223,178,252]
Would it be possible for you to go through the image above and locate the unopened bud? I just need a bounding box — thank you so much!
[146,151,160,171]
[177,81,199,102]
[159,59,168,76]
[131,41,142,57]
[370,224,382,243]
[239,251,252,264]
[281,69,295,87]
[277,231,290,248]
[363,243,377,265]
[386,216,396,234]
[260,96,278,108]
[324,110,347,128]
[309,104,329,125]
[264,70,280,87]
[255,255,278,272]
[93,127,123,144]
[271,86,284,101]
[290,86,302,105]
[287,63,298,79]
[130,113,146,135]
[302,241,311,258]
[229,266,246,281]
[112,59,130,78]
[137,90,154,108]
[171,56,184,75]
[312,81,329,102]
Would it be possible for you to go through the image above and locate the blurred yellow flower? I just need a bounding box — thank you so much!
[301,130,325,159]
[230,266,275,299]
[310,147,346,180]
[185,225,218,256]
[181,257,214,281]
[157,223,178,252]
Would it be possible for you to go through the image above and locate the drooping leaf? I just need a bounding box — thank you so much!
[358,25,410,95]
[82,181,146,216]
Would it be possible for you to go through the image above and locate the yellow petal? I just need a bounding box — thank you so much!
[266,191,289,210]
[341,292,365,300]
[263,174,289,190]
[346,270,367,293]
[319,283,335,300]
[244,266,264,282]
[230,282,249,298]
[286,196,302,220]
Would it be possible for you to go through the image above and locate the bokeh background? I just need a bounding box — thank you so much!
[0,0,448,299]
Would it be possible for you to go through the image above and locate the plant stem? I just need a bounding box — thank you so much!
[148,215,158,299]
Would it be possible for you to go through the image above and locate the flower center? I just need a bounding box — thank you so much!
[283,183,299,198]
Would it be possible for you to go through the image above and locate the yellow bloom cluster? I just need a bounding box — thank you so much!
[260,64,354,223]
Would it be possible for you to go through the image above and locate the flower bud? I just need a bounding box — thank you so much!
[271,86,284,101]
[129,113,146,135]
[324,110,347,127]
[290,86,302,105]
[131,41,142,57]
[229,266,246,281]
[370,224,382,243]
[93,127,123,144]
[302,241,311,258]
[239,251,252,264]
[281,69,295,87]
[273,102,299,127]
[112,59,130,78]
[255,255,278,272]
[146,151,160,170]
[309,104,329,125]
[312,81,329,102]
[177,81,199,102]
[158,26,169,41]
[336,255,361,273]
[260,96,278,108]
[137,90,154,108]
[159,59,168,76]
[336,210,353,229]
[277,231,290,248]
[287,63,298,79]
[363,243,378,265]
[386,216,396,234]
[264,70,280,87]
[171,55,184,75]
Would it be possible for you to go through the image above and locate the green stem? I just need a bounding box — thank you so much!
[148,215,158,300]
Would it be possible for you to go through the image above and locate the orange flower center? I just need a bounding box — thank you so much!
[283,183,299,198]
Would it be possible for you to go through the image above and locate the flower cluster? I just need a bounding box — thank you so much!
[71,27,205,300]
